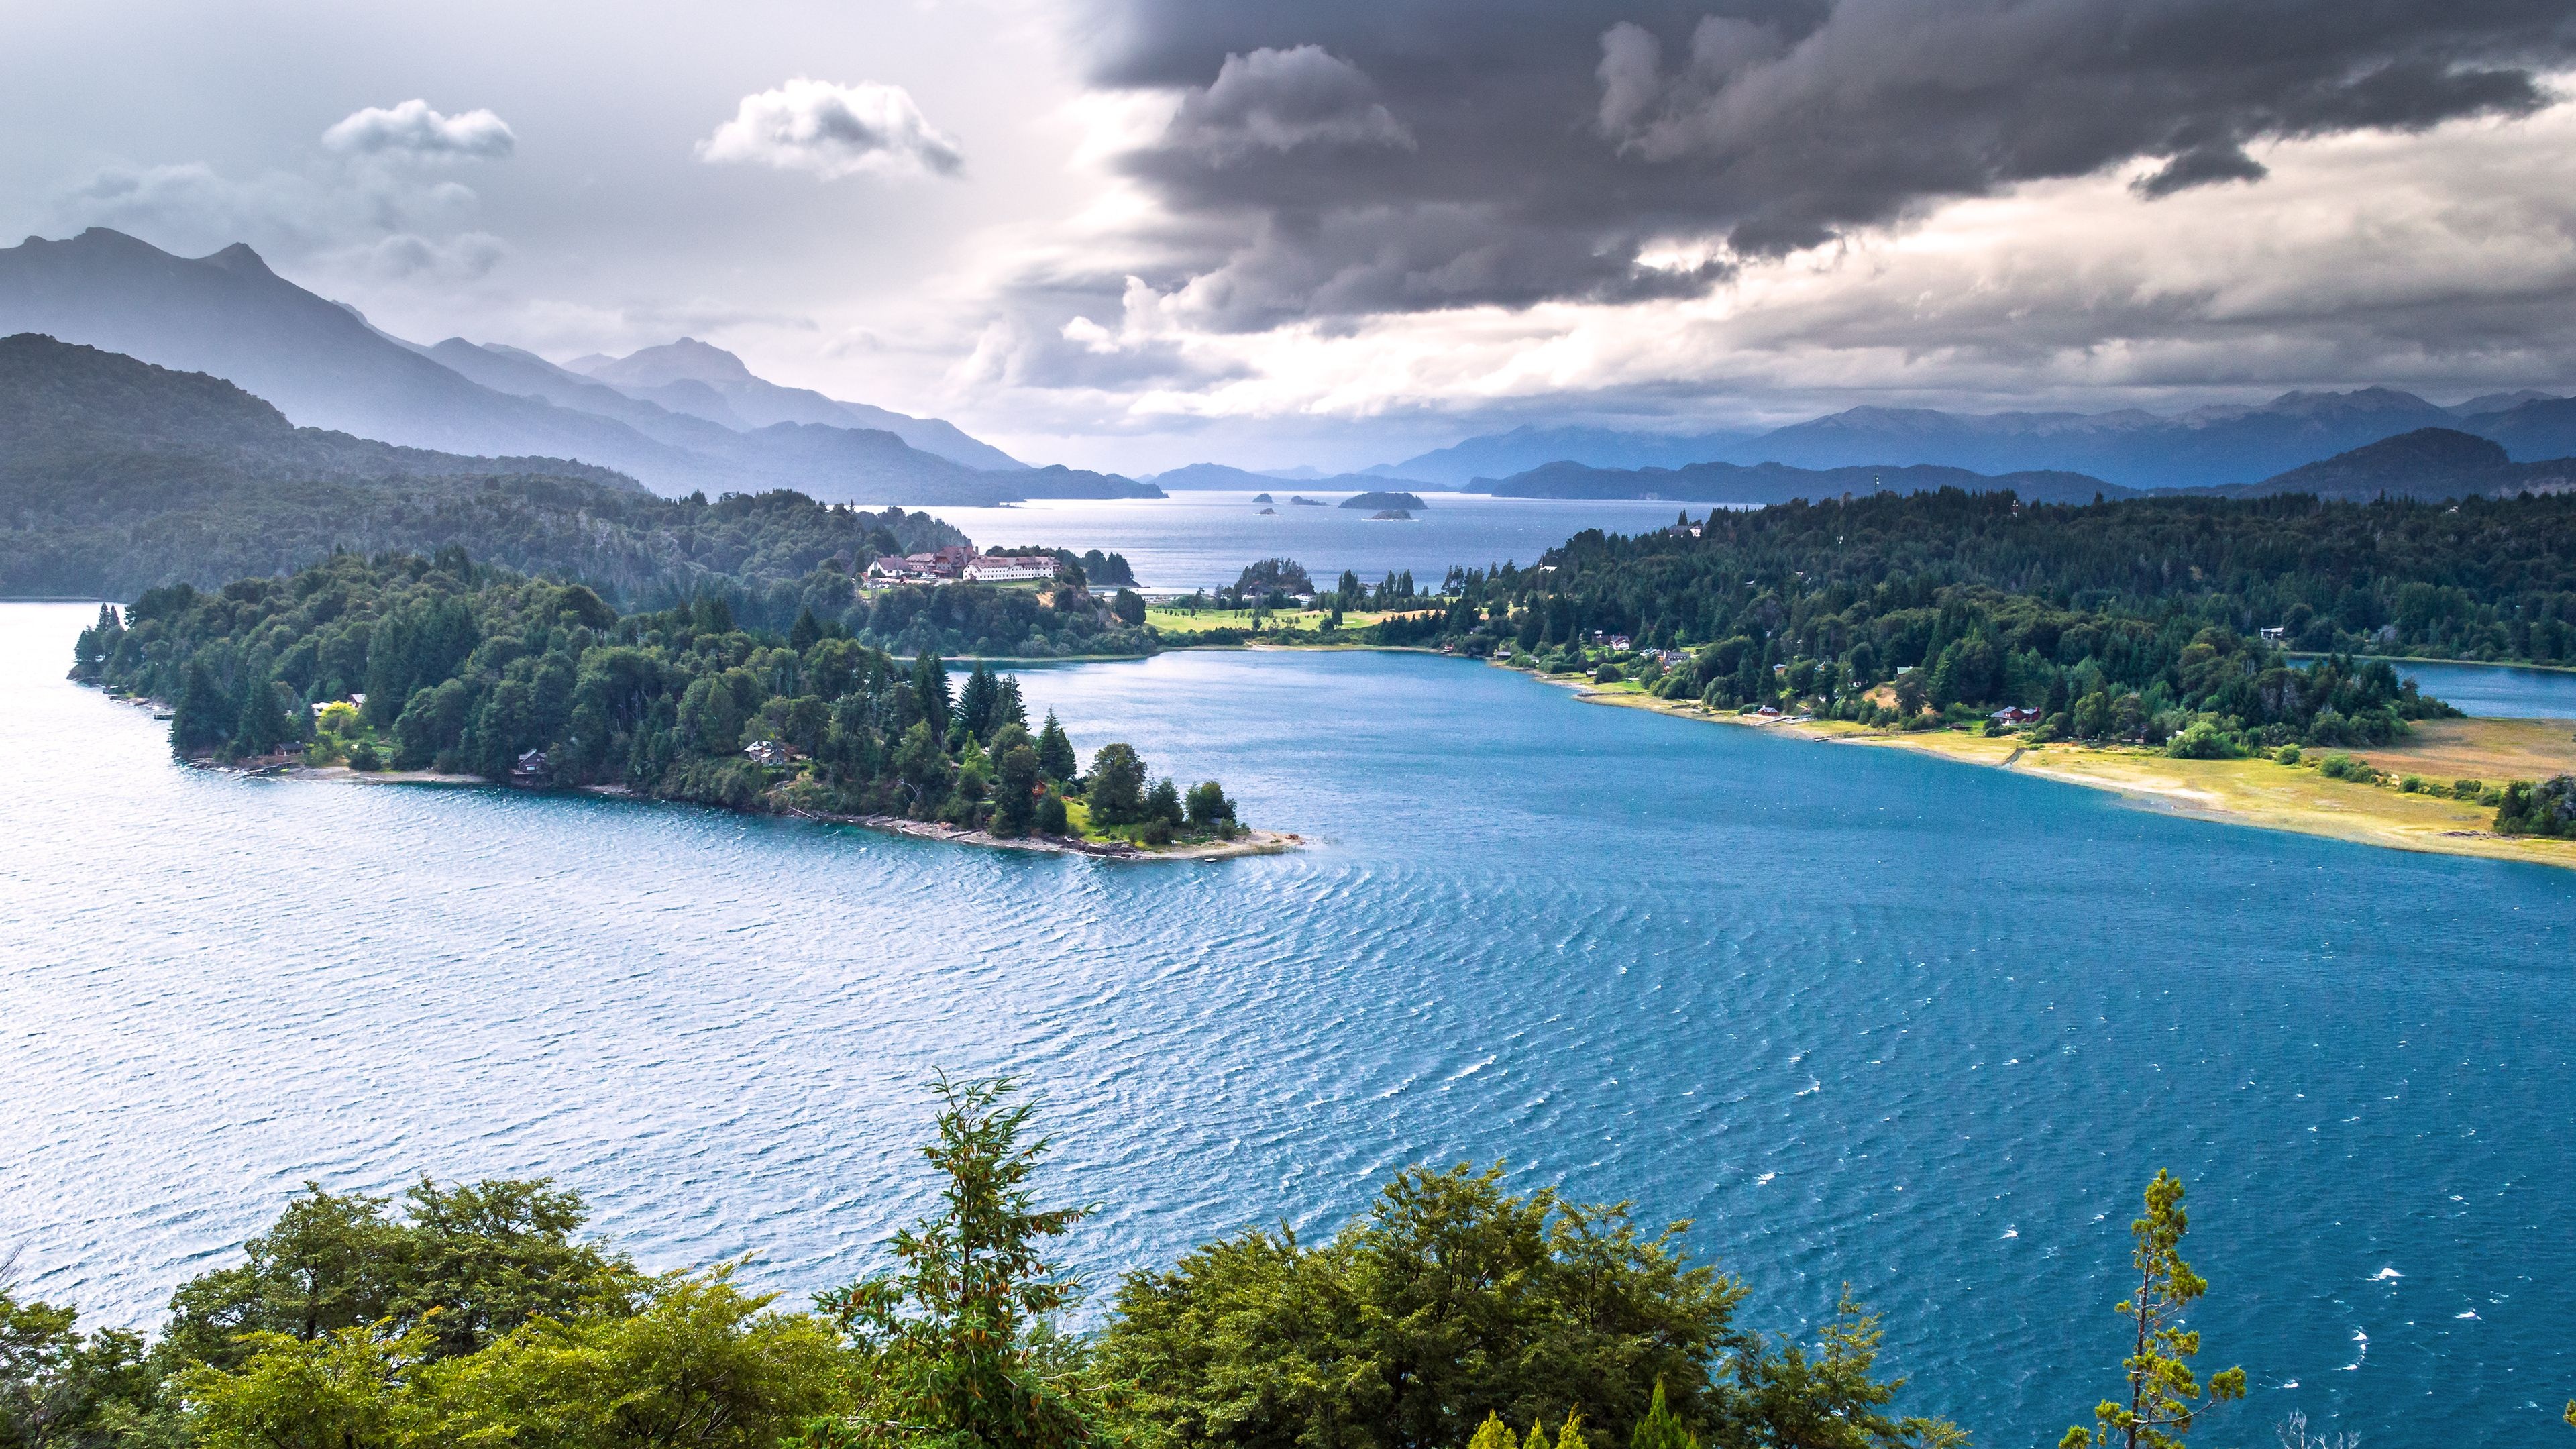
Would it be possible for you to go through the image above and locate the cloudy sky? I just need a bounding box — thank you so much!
[7,0,2576,472]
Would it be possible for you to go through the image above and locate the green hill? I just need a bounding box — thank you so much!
[0,333,961,604]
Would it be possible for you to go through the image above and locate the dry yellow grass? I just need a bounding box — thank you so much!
[1566,679,2576,869]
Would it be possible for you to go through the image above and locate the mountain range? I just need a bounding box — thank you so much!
[0,331,946,599]
[1472,427,2576,506]
[0,228,1152,506]
[1144,462,1423,491]
[1372,390,2576,492]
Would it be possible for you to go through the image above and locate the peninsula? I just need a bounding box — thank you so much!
[70,553,1285,859]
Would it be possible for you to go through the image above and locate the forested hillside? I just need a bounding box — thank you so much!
[1397,489,2576,669]
[76,552,1191,836]
[0,333,967,604]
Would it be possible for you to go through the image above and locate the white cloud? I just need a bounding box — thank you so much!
[322,99,515,160]
[696,78,963,180]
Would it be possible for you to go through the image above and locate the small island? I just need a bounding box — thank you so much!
[1251,492,1274,503]
[70,554,1293,861]
[1368,508,1415,521]
[1289,495,1326,506]
[1340,490,1427,511]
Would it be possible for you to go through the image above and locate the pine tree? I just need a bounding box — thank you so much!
[1630,1381,1697,1449]
[2063,1171,2245,1449]
[1036,712,1077,782]
[802,1077,1099,1449]
[170,658,235,757]
[991,676,1028,737]
[955,661,998,743]
[233,668,290,757]
[911,652,951,738]
[789,608,824,652]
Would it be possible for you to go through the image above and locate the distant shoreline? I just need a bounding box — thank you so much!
[1521,667,2576,871]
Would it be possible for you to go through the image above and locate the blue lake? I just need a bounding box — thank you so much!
[922,490,1703,591]
[2375,659,2576,721]
[3,601,2572,1448]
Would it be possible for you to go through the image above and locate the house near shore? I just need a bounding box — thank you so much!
[1990,706,2041,725]
[743,739,793,767]
[512,749,547,783]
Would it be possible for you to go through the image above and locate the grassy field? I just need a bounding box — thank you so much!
[1144,606,1436,639]
[1559,672,2576,869]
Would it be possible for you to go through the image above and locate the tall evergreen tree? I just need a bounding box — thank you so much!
[956,662,1000,743]
[801,1076,1099,1449]
[233,668,290,757]
[170,657,235,757]
[911,652,951,739]
[1036,712,1078,782]
[2063,1171,2245,1449]
[788,608,824,652]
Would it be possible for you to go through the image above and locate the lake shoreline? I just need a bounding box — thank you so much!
[1515,665,2576,871]
[119,693,1298,863]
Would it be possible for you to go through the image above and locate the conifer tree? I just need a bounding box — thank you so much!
[1035,712,1077,782]
[1466,1413,1515,1449]
[911,652,951,738]
[2063,1171,2245,1449]
[1630,1382,1697,1449]
[233,668,290,757]
[801,1076,1099,1449]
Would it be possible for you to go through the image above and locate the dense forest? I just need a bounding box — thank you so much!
[1401,490,2576,667]
[1322,488,2576,759]
[2,334,1159,657]
[3,1079,2275,1449]
[71,553,1232,847]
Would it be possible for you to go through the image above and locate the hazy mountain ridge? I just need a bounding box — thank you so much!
[2199,428,2576,502]
[1476,427,2576,506]
[1479,459,2135,506]
[0,333,966,600]
[571,337,1028,472]
[1147,461,1428,491]
[1377,387,2576,490]
[0,229,1139,508]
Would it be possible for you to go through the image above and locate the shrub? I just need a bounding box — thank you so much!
[2273,745,2302,765]
[2163,721,2235,759]
[348,741,382,771]
[1593,661,1623,684]
[2399,775,2428,794]
[1138,818,1173,846]
[2494,775,2576,837]
[2453,778,2484,800]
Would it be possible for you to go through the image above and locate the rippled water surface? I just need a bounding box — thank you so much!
[4,602,2573,1447]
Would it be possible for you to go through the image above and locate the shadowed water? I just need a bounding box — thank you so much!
[3,602,2571,1447]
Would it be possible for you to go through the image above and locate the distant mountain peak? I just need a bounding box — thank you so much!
[199,242,276,278]
[585,337,759,388]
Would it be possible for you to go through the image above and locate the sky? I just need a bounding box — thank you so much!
[7,0,2576,474]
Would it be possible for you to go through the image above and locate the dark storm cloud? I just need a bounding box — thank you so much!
[1081,0,2576,325]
